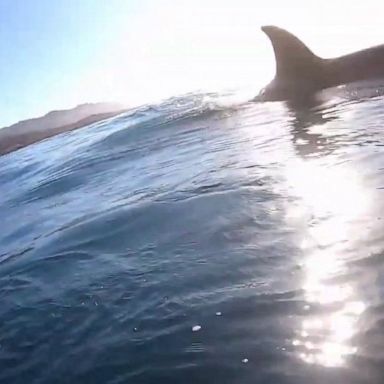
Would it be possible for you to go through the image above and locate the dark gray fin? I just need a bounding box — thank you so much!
[261,26,322,82]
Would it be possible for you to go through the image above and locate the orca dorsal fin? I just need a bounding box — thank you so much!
[261,26,322,82]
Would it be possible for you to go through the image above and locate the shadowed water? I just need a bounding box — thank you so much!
[1,87,384,383]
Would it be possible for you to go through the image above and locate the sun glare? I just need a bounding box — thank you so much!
[84,0,383,108]
[2,0,383,126]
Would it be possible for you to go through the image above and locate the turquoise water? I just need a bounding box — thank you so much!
[1,88,384,383]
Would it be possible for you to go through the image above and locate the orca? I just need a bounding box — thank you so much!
[256,26,384,102]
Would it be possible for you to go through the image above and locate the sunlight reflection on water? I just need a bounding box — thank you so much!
[285,158,371,367]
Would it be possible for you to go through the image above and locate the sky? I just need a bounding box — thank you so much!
[0,0,383,127]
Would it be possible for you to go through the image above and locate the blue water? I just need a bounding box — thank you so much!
[1,89,384,383]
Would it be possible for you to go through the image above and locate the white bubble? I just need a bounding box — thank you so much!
[215,312,222,316]
[192,325,202,332]
[242,358,249,363]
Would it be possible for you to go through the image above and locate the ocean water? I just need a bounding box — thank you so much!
[1,86,384,384]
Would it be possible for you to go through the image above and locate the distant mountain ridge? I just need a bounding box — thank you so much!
[0,102,127,156]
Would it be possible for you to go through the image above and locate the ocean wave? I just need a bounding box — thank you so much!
[1,89,384,383]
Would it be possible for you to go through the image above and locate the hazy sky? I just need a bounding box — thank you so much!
[0,0,382,127]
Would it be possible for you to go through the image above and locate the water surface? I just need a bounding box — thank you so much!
[1,88,384,383]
